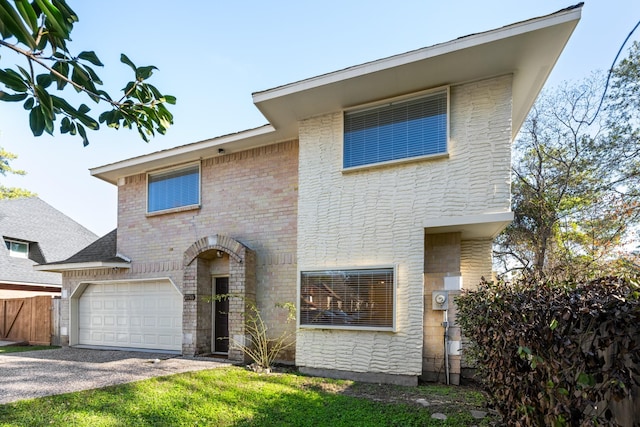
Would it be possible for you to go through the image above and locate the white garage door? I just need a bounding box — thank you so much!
[78,280,182,351]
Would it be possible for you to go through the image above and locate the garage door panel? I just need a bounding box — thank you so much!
[78,280,182,351]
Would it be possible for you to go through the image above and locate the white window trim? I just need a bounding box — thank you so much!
[342,86,450,172]
[297,265,397,332]
[146,161,201,215]
[4,238,29,259]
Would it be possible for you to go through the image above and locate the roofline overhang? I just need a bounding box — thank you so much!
[90,4,581,185]
[33,261,131,273]
[0,279,61,288]
[424,211,514,240]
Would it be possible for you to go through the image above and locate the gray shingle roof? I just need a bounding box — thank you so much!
[52,229,127,265]
[0,197,98,285]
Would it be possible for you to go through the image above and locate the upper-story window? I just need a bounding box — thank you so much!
[343,89,448,169]
[147,163,200,213]
[4,239,28,258]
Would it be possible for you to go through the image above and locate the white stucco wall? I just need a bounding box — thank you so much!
[296,75,513,377]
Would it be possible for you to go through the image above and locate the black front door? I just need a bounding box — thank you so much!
[214,277,229,353]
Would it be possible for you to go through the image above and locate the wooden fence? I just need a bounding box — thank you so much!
[0,295,56,345]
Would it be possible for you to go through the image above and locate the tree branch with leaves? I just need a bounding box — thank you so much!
[0,146,36,198]
[0,0,175,146]
[496,71,640,281]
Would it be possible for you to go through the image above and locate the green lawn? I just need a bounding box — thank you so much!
[0,345,59,354]
[0,366,492,426]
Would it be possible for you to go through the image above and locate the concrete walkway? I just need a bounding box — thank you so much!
[0,347,230,404]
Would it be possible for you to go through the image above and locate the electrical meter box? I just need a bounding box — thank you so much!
[432,291,449,310]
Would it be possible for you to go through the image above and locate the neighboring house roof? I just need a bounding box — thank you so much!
[34,229,131,272]
[90,4,582,185]
[0,197,98,286]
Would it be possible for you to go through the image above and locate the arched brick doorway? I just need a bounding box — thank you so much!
[182,235,255,360]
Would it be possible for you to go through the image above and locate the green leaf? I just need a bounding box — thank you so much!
[42,106,54,135]
[36,74,53,88]
[60,116,71,133]
[549,318,558,330]
[76,110,99,130]
[135,65,157,81]
[51,61,69,90]
[0,91,28,102]
[34,85,54,120]
[120,54,137,72]
[34,0,70,38]
[76,122,89,146]
[15,65,32,82]
[162,95,177,105]
[77,104,90,115]
[82,65,103,86]
[77,51,104,67]
[70,63,90,88]
[0,69,29,92]
[51,0,78,26]
[23,97,34,110]
[0,0,37,49]
[577,372,595,387]
[51,94,76,115]
[14,0,38,33]
[29,107,45,136]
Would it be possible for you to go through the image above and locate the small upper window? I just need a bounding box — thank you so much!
[300,267,395,330]
[343,90,448,168]
[148,164,200,213]
[5,239,28,258]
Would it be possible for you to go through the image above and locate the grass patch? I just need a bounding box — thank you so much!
[0,345,59,354]
[0,366,493,426]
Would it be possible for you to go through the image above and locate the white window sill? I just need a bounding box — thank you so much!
[146,204,200,217]
[342,152,449,174]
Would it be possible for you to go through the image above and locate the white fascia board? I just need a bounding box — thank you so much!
[90,125,277,184]
[0,279,62,288]
[33,261,131,272]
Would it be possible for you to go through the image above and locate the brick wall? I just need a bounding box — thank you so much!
[60,140,298,357]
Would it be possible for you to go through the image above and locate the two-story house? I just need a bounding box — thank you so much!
[37,5,582,385]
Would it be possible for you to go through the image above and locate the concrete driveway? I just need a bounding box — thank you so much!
[0,347,230,404]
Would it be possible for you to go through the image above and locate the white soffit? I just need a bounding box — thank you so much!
[33,261,131,272]
[253,5,582,140]
[424,212,514,240]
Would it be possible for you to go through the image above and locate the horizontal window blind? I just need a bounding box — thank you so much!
[148,164,199,212]
[300,268,394,328]
[344,91,447,168]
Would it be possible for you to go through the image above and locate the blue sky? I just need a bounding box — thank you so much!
[1,1,639,236]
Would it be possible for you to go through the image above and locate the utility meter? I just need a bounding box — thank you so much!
[432,291,449,310]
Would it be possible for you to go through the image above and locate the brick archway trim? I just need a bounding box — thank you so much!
[183,235,246,265]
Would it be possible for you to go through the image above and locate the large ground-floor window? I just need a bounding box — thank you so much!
[299,267,395,330]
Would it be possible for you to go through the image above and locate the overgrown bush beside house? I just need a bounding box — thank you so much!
[456,277,640,426]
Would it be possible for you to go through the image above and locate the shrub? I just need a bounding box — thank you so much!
[456,277,640,426]
[214,294,296,372]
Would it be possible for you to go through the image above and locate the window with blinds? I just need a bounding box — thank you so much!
[147,163,200,213]
[343,90,448,168]
[300,268,395,330]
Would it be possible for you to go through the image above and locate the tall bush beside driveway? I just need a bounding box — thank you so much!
[456,277,640,426]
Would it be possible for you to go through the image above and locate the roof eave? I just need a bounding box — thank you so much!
[33,261,131,273]
[253,5,582,141]
[89,4,581,184]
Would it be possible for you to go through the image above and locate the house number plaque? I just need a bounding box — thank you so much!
[183,294,196,301]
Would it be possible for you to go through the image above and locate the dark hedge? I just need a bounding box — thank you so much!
[455,277,640,426]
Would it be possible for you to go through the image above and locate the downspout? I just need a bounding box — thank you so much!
[443,309,450,385]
